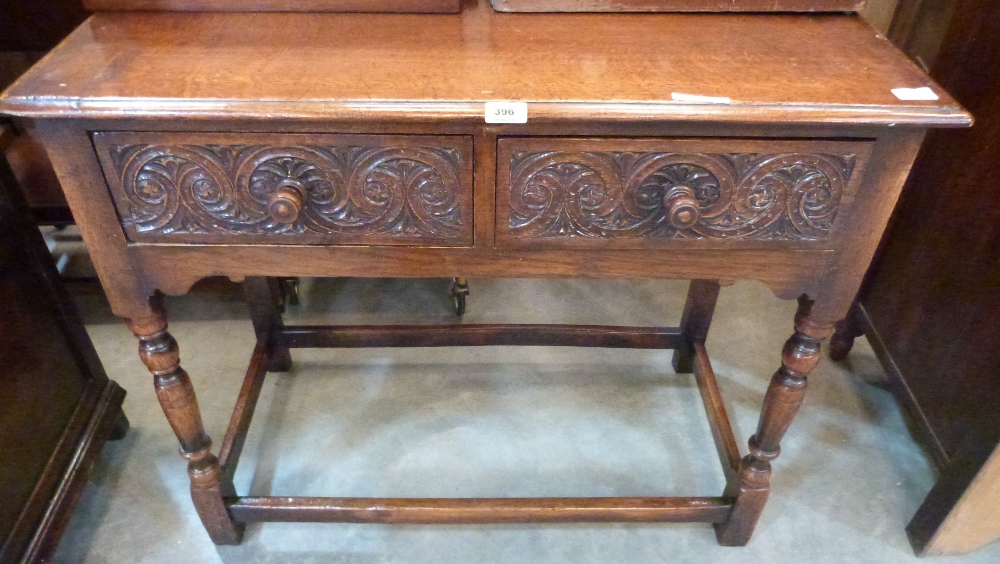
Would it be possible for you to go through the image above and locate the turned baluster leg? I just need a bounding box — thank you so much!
[126,296,244,545]
[244,276,293,372]
[715,297,833,546]
[672,280,722,373]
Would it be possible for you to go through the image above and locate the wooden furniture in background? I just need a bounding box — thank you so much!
[885,0,955,72]
[0,0,87,52]
[0,0,969,547]
[491,0,866,12]
[831,0,1000,556]
[0,125,128,563]
[84,0,462,12]
[858,0,897,35]
[1,0,88,226]
[1,125,74,225]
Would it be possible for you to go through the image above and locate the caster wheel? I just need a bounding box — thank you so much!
[281,277,300,307]
[450,277,469,317]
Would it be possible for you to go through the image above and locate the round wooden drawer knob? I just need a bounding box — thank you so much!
[267,181,305,224]
[663,184,701,230]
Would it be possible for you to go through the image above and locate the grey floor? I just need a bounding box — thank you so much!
[51,275,1000,563]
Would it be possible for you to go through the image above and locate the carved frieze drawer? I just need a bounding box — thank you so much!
[93,132,474,246]
[497,137,873,249]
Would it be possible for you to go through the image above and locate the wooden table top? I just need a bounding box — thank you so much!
[0,0,970,126]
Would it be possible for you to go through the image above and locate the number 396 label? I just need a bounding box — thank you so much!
[485,101,528,124]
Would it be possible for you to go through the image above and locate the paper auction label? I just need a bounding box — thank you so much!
[891,87,939,101]
[485,101,528,124]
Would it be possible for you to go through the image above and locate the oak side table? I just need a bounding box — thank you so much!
[0,0,971,547]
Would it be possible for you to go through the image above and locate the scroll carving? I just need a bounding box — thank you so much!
[508,151,855,241]
[107,143,468,243]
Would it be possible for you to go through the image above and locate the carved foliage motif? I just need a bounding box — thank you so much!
[508,151,856,241]
[108,143,467,241]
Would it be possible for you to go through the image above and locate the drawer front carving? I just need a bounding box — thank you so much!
[93,133,474,246]
[497,138,872,248]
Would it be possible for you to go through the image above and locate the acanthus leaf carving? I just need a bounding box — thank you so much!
[108,143,469,244]
[507,150,854,242]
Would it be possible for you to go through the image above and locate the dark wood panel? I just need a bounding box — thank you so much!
[0,0,87,52]
[84,0,461,12]
[886,0,956,72]
[492,0,865,12]
[861,1,1000,462]
[3,127,72,224]
[0,130,126,562]
[841,0,1000,555]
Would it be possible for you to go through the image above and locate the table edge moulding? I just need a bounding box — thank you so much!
[0,0,972,548]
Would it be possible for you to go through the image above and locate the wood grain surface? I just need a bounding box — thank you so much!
[0,1,966,126]
[491,0,866,12]
[0,139,127,562]
[84,0,462,13]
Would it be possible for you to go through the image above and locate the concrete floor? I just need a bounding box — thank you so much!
[51,275,1000,563]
